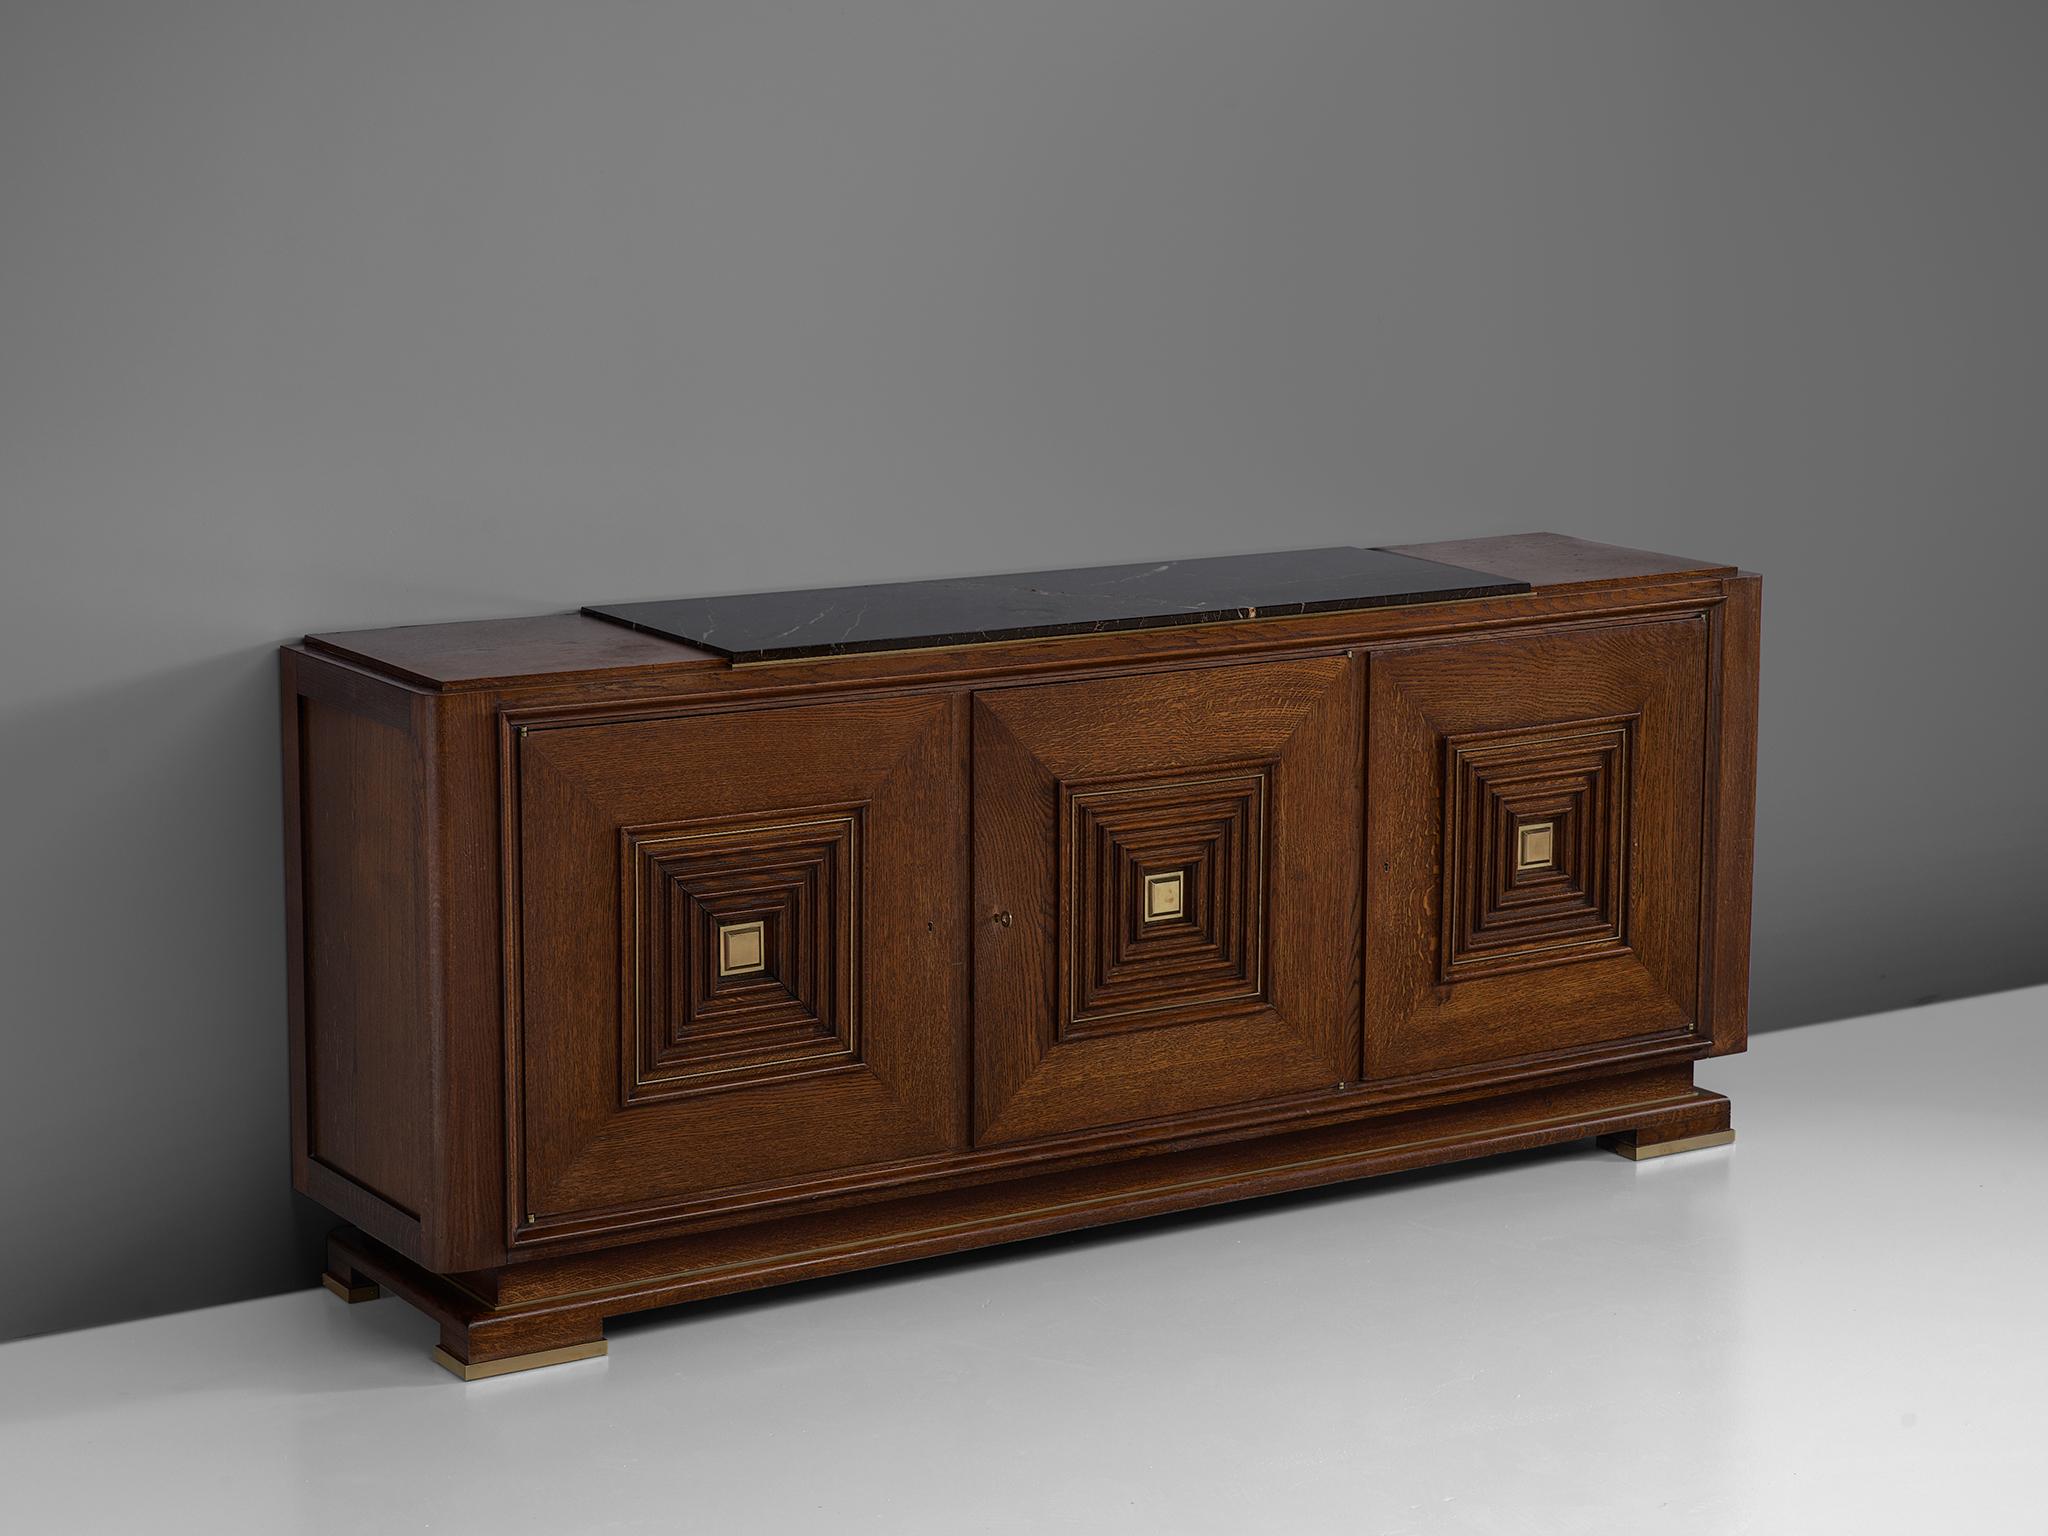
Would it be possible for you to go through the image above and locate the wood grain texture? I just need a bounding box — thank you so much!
[300,694,428,1213]
[308,611,719,690]
[283,534,1760,1359]
[419,687,511,1269]
[508,693,968,1244]
[332,1067,1723,1367]
[1365,618,1709,1078]
[973,655,1362,1144]
[283,652,429,1260]
[1704,574,1762,1054]
[1386,532,1736,592]
[302,536,1724,694]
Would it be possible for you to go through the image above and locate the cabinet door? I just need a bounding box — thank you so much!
[973,656,1361,1145]
[1365,618,1708,1079]
[513,694,966,1239]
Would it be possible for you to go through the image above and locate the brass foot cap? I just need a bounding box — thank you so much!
[320,1273,381,1304]
[1606,1127,1736,1161]
[432,1340,608,1381]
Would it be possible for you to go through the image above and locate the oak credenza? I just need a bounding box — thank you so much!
[283,534,1758,1378]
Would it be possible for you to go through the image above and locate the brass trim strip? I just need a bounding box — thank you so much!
[1607,1127,1734,1161]
[432,1340,608,1381]
[320,1274,380,1304]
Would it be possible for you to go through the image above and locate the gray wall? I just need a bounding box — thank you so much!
[4,1,2043,1342]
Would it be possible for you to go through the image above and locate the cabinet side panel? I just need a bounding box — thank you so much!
[1705,575,1761,1054]
[293,672,432,1226]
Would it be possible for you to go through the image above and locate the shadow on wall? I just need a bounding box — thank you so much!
[0,646,330,1342]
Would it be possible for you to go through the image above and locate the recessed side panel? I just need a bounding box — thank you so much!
[1366,619,1710,1080]
[284,650,433,1262]
[298,696,429,1216]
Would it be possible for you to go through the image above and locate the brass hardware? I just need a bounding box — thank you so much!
[1143,871,1184,922]
[991,910,1013,928]
[1604,1128,1735,1161]
[1516,821,1555,870]
[716,919,766,978]
[321,1273,380,1304]
[432,1340,608,1381]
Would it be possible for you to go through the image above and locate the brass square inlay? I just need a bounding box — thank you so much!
[716,919,766,977]
[1143,870,1185,923]
[1516,821,1555,871]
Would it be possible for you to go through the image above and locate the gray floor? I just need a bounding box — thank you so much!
[3,987,2042,1534]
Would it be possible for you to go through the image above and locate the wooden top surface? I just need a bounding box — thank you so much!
[303,611,723,690]
[1384,532,1733,592]
[301,533,1737,691]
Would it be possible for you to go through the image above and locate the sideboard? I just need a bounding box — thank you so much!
[283,533,1759,1378]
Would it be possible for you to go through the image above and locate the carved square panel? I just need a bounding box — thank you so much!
[624,811,860,1104]
[1366,619,1707,1080]
[972,655,1361,1146]
[1440,721,1631,982]
[1063,770,1268,1038]
[514,692,963,1238]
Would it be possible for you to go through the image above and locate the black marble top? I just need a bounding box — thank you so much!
[584,546,1527,664]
